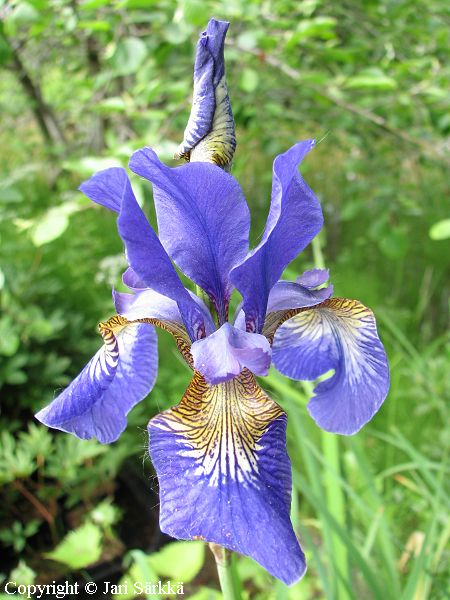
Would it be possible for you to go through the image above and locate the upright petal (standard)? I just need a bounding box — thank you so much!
[231,141,323,333]
[130,148,250,323]
[80,166,207,341]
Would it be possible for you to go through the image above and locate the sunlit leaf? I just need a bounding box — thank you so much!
[240,68,259,93]
[111,37,148,75]
[78,20,111,32]
[148,541,205,582]
[0,318,20,357]
[44,523,102,569]
[429,219,450,240]
[63,156,122,176]
[344,69,397,91]
[31,209,69,246]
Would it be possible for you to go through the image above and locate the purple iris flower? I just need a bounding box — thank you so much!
[35,18,389,586]
[35,141,389,584]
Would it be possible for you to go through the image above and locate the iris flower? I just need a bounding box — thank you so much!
[174,18,236,169]
[35,18,389,586]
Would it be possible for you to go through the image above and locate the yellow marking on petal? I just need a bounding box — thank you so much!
[152,370,284,485]
[99,314,193,367]
[263,297,373,344]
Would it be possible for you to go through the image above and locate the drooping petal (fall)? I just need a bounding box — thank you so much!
[272,298,390,434]
[191,322,271,384]
[231,141,323,333]
[149,370,306,585]
[129,147,250,323]
[36,318,157,444]
[174,18,236,168]
[259,279,334,343]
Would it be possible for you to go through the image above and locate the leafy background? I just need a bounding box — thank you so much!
[0,0,449,598]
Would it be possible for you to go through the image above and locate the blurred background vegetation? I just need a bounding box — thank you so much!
[0,0,449,598]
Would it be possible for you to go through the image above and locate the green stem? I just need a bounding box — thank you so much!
[209,544,242,600]
[311,233,326,271]
[312,236,349,598]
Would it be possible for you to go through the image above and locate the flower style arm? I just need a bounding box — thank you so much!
[191,322,272,384]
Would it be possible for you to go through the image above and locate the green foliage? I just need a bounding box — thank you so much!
[45,522,103,569]
[0,520,40,553]
[118,543,206,599]
[145,541,205,580]
[429,218,450,240]
[0,0,449,598]
[8,560,36,586]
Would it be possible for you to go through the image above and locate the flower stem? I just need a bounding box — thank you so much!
[209,544,242,600]
[312,235,349,598]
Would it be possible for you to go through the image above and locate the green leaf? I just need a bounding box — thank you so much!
[9,560,36,586]
[44,522,102,569]
[344,69,397,91]
[0,317,20,357]
[94,97,127,114]
[6,2,39,26]
[31,208,69,246]
[79,0,113,8]
[188,588,222,600]
[111,37,147,75]
[378,229,409,259]
[0,186,23,203]
[118,549,159,600]
[0,30,12,65]
[286,17,337,47]
[5,370,27,385]
[63,156,122,176]
[236,30,260,51]
[239,68,259,93]
[147,541,205,582]
[429,219,450,240]
[180,0,207,26]
[78,20,111,32]
[163,22,193,45]
[89,499,121,528]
